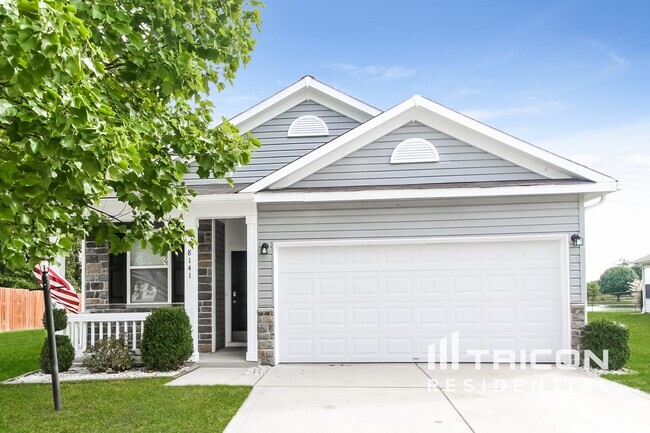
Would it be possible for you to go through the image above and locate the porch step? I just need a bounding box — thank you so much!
[198,347,257,368]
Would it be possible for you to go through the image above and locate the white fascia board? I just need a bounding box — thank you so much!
[231,76,381,134]
[413,97,615,183]
[253,181,619,203]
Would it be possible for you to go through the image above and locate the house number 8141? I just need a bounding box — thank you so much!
[187,249,192,279]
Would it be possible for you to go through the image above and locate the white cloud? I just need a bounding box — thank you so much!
[539,119,650,280]
[453,87,482,97]
[325,63,416,81]
[462,101,569,121]
[624,154,650,167]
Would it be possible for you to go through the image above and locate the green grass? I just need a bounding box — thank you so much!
[0,380,251,432]
[588,311,650,393]
[0,329,45,381]
[0,330,251,432]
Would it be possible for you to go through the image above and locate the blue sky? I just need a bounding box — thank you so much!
[213,0,650,280]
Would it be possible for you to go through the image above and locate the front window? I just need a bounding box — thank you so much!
[128,244,171,304]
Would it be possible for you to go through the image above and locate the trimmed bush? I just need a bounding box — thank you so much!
[141,307,193,371]
[583,319,630,370]
[83,338,134,373]
[40,335,75,373]
[42,307,68,332]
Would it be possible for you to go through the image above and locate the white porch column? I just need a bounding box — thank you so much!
[246,215,258,362]
[184,219,200,362]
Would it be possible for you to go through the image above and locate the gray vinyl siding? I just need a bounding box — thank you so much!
[257,194,583,308]
[292,122,547,188]
[185,101,360,185]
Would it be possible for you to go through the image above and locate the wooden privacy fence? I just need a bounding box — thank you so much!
[0,287,44,332]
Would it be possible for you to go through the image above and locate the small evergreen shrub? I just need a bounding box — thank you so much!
[83,338,134,373]
[141,307,193,371]
[583,319,630,370]
[40,335,75,373]
[42,307,68,332]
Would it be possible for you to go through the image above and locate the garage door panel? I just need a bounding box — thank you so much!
[281,271,561,301]
[278,239,565,363]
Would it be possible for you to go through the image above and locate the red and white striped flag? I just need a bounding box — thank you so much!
[33,263,80,314]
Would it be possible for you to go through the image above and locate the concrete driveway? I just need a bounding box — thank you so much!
[224,363,650,433]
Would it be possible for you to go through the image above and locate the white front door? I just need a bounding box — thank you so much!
[276,237,568,363]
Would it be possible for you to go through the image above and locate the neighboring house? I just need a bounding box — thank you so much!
[80,76,618,365]
[633,254,650,313]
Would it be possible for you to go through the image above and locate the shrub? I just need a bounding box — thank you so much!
[583,319,630,370]
[40,335,75,373]
[83,338,134,373]
[42,307,68,332]
[141,307,193,371]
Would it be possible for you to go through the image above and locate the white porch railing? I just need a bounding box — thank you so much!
[64,312,151,357]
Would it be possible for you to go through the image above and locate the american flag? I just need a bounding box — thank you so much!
[33,263,80,314]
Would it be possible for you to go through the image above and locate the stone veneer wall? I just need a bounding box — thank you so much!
[257,309,274,365]
[197,220,213,353]
[214,221,226,351]
[570,304,586,352]
[84,221,216,352]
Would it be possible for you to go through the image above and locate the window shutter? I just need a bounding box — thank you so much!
[108,252,127,304]
[171,248,185,303]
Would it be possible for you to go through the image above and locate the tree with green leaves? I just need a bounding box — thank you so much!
[599,265,639,294]
[0,0,262,269]
[587,280,600,304]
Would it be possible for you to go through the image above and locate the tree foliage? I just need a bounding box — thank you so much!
[587,280,600,303]
[599,265,639,294]
[0,0,262,269]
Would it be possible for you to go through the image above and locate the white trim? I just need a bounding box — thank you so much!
[246,218,258,361]
[390,137,440,164]
[287,115,329,137]
[184,219,200,362]
[242,95,615,193]
[273,234,571,364]
[230,76,380,134]
[273,246,280,365]
[211,219,217,353]
[559,235,572,365]
[253,181,618,203]
[81,238,86,313]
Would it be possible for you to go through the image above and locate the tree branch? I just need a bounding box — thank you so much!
[89,205,125,223]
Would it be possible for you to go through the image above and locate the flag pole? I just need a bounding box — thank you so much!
[41,262,62,411]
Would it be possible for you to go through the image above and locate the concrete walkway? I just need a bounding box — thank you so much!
[224,363,650,433]
[166,367,262,386]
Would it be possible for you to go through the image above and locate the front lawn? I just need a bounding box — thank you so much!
[0,379,250,432]
[0,329,45,381]
[588,312,650,393]
[0,330,251,432]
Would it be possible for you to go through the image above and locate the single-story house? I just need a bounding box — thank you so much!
[633,254,650,313]
[78,76,618,365]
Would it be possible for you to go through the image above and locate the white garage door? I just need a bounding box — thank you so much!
[277,238,567,363]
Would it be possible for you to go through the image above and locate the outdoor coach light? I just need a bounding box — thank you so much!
[260,242,270,255]
[571,234,584,247]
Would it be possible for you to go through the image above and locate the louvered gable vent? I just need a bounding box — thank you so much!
[390,137,440,164]
[287,115,329,137]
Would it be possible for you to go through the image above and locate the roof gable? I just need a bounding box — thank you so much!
[242,95,616,193]
[229,76,381,134]
[291,122,548,189]
[184,100,360,185]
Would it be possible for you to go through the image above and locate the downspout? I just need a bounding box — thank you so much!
[581,193,607,320]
